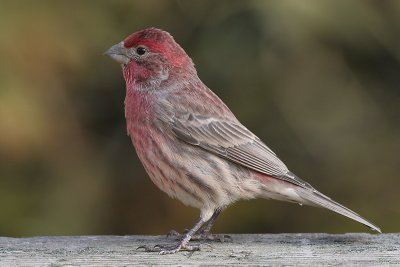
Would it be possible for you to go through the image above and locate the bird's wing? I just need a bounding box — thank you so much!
[171,113,382,232]
[171,113,312,189]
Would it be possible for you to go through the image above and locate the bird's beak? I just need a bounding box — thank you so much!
[104,42,130,64]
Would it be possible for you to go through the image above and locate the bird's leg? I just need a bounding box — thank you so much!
[193,209,231,242]
[198,209,221,235]
[168,210,230,242]
[167,210,220,238]
[139,217,206,254]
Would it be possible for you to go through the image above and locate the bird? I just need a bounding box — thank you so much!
[105,27,381,254]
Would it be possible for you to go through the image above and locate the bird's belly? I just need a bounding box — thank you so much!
[128,125,258,210]
[128,126,209,209]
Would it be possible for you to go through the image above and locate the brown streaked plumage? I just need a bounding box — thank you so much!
[105,27,381,254]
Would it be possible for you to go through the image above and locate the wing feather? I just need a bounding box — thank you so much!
[171,114,312,188]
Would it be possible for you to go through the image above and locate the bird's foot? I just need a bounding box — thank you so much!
[137,243,200,254]
[167,230,231,242]
[166,229,185,237]
[192,233,231,242]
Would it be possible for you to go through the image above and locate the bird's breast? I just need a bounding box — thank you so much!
[124,88,155,130]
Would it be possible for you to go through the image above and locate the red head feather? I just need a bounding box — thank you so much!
[123,28,190,67]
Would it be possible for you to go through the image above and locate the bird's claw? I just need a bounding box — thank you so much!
[137,244,164,252]
[160,243,200,255]
[191,233,231,242]
[166,229,190,238]
[136,245,157,252]
[168,231,231,242]
[166,229,180,237]
[137,243,200,254]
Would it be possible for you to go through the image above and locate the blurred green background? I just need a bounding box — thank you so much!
[0,0,399,237]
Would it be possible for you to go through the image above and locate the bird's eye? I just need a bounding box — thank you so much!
[136,47,146,55]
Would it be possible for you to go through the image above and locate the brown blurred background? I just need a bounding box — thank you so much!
[0,0,399,237]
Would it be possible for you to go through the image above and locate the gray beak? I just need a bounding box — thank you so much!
[104,42,130,64]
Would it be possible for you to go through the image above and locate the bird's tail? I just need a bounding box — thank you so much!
[295,187,381,233]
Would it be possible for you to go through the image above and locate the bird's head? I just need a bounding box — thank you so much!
[105,28,194,90]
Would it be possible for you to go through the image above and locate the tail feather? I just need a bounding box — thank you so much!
[296,187,381,233]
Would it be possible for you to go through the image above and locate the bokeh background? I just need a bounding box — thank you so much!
[1,0,399,237]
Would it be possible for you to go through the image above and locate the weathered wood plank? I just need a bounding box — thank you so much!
[0,234,399,266]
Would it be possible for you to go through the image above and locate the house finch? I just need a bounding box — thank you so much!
[105,28,381,254]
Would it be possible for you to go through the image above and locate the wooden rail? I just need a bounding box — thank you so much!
[0,233,399,266]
